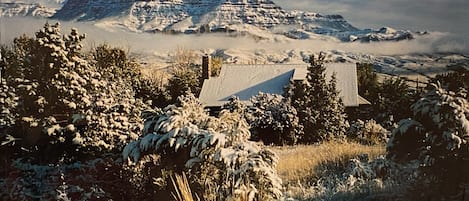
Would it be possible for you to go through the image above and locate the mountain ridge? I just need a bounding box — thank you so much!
[2,0,417,42]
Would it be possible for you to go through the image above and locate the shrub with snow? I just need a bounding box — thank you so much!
[123,93,283,200]
[0,23,149,162]
[250,92,300,145]
[0,78,18,129]
[304,154,418,201]
[0,23,150,200]
[347,119,389,145]
[387,83,469,199]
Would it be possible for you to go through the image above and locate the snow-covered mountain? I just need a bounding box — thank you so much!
[1,0,417,42]
[0,2,57,18]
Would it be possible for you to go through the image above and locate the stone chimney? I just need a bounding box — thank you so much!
[201,55,211,85]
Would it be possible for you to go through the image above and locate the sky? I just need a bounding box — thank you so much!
[272,0,469,37]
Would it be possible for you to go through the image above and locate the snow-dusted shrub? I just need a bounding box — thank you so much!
[91,44,169,107]
[287,53,347,143]
[387,83,469,199]
[304,155,418,201]
[166,66,201,103]
[223,96,248,115]
[0,78,18,128]
[347,119,389,145]
[0,23,147,161]
[250,92,300,145]
[123,93,283,201]
[0,156,136,200]
[431,71,468,100]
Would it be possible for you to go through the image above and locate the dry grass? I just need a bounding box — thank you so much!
[171,173,200,201]
[272,141,385,184]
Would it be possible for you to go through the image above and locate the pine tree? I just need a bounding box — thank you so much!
[289,53,347,143]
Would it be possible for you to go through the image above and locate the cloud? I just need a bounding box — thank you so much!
[272,0,469,36]
[1,17,467,58]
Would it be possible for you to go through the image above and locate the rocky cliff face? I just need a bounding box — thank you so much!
[0,2,56,17]
[2,0,416,42]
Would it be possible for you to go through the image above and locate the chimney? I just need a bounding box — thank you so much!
[201,55,211,85]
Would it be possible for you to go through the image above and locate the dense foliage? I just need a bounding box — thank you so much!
[0,23,157,200]
[288,53,347,143]
[249,92,299,145]
[166,48,202,103]
[387,83,469,199]
[431,70,468,100]
[355,63,418,126]
[123,93,283,200]
[347,119,389,145]
[356,63,379,100]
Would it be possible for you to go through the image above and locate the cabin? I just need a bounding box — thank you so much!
[198,55,370,112]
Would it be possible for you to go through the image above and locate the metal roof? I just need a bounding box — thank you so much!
[199,63,363,107]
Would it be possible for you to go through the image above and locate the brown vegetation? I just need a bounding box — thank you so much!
[274,141,384,184]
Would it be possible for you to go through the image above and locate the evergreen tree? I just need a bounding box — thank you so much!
[375,77,414,121]
[166,48,201,103]
[289,53,347,143]
[356,62,379,100]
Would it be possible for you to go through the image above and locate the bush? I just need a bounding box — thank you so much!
[375,77,415,121]
[431,71,468,100]
[387,83,469,199]
[167,66,201,103]
[347,119,389,145]
[250,92,300,145]
[91,44,169,108]
[123,93,283,201]
[0,22,152,200]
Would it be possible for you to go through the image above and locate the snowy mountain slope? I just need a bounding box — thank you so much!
[0,2,57,18]
[18,0,414,42]
[136,48,467,89]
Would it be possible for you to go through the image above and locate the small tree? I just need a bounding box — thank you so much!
[166,48,201,103]
[431,71,468,100]
[167,67,201,102]
[91,44,169,107]
[375,77,414,121]
[356,62,379,100]
[289,53,347,143]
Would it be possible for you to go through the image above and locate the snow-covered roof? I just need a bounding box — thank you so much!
[199,63,363,107]
[325,63,360,107]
